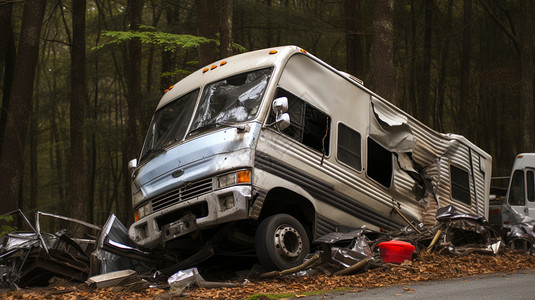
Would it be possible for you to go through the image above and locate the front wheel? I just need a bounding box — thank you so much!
[255,214,310,270]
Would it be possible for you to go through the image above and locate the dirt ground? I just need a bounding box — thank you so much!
[2,250,535,300]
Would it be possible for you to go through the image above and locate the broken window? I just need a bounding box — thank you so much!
[272,88,331,155]
[141,89,199,162]
[337,123,362,171]
[189,68,272,136]
[450,165,471,205]
[367,138,392,188]
[509,170,525,206]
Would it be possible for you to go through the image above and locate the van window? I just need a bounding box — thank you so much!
[450,165,471,205]
[338,123,362,171]
[509,170,525,206]
[367,138,392,188]
[527,170,534,202]
[141,89,200,161]
[272,88,331,155]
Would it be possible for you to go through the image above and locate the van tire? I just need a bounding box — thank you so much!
[255,213,310,270]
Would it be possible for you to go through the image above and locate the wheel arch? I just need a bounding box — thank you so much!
[258,187,316,239]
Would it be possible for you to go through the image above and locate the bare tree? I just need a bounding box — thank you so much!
[70,0,87,230]
[372,0,396,104]
[0,1,15,153]
[219,0,233,58]
[0,0,47,215]
[196,0,217,65]
[345,0,365,79]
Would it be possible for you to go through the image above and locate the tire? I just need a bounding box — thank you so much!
[255,214,310,270]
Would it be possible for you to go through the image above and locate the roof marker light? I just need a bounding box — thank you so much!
[220,61,227,66]
[269,50,277,54]
[203,68,209,73]
[300,49,307,53]
[211,65,217,70]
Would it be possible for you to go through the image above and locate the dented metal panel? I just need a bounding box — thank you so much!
[128,46,492,266]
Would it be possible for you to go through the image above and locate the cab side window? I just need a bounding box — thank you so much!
[509,169,525,206]
[337,123,362,171]
[367,137,392,188]
[273,88,331,155]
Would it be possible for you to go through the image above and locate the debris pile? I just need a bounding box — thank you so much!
[1,205,535,296]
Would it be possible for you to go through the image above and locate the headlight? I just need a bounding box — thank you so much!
[134,203,151,222]
[217,170,251,189]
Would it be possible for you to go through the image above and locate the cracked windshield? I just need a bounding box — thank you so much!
[140,68,272,161]
[189,67,272,135]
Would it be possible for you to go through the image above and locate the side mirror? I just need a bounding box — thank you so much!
[272,97,288,115]
[128,158,138,174]
[270,97,290,131]
[276,113,290,131]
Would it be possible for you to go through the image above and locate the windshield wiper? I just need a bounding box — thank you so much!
[140,148,166,163]
[187,122,222,137]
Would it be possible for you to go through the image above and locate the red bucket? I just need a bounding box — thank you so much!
[378,240,415,263]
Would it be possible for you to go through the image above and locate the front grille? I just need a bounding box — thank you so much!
[151,178,213,212]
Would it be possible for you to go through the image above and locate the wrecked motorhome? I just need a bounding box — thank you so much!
[127,45,492,271]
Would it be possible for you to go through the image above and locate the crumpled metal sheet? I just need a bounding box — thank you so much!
[434,205,502,255]
[1,210,163,288]
[314,228,374,269]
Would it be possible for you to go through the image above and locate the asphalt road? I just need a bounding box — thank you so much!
[303,269,535,300]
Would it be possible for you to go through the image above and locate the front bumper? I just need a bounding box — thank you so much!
[129,185,251,249]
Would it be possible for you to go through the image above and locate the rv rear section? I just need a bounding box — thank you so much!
[128,46,492,270]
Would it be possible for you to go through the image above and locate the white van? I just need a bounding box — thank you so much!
[128,46,492,270]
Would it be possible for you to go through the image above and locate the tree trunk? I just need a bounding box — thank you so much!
[520,0,534,151]
[0,0,13,76]
[459,0,472,136]
[70,0,87,232]
[196,0,217,66]
[372,0,396,104]
[344,0,365,78]
[219,0,233,58]
[419,0,432,125]
[0,0,46,215]
[125,0,144,224]
[0,2,15,155]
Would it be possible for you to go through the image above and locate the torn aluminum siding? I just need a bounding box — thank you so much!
[255,48,491,238]
[369,93,492,221]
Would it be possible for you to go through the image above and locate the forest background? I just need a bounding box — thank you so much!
[0,0,533,232]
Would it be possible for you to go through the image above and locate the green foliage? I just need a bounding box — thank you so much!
[92,26,213,52]
[0,215,16,237]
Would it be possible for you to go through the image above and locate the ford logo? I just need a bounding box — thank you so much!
[172,169,184,178]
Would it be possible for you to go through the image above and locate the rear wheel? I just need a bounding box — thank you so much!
[255,214,310,270]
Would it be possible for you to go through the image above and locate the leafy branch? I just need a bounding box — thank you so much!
[92,25,213,52]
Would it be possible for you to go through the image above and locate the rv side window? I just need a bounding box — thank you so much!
[509,170,525,206]
[272,88,331,155]
[367,138,392,188]
[450,165,471,205]
[527,170,534,202]
[337,123,362,171]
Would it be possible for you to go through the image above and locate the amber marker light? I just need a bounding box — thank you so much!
[203,68,209,73]
[269,50,278,54]
[134,211,140,222]
[220,61,227,66]
[211,65,217,70]
[236,170,251,184]
[300,49,307,53]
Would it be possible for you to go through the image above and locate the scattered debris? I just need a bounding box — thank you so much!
[86,269,137,288]
[2,204,535,297]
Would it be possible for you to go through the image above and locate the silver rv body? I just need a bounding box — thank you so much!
[128,46,492,270]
